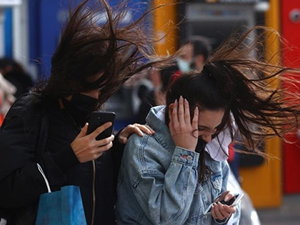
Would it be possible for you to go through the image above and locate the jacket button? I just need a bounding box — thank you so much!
[187,155,193,160]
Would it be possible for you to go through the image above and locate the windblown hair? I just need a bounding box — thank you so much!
[165,26,300,181]
[34,0,174,106]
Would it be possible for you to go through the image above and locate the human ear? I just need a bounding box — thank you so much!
[168,103,175,117]
[168,103,175,112]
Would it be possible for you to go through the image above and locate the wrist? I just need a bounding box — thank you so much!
[174,141,196,151]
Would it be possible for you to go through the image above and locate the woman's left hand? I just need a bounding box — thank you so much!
[118,123,155,144]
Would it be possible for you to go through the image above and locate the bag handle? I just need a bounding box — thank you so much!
[37,163,51,193]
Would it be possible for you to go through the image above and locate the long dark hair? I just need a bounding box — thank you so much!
[165,26,300,181]
[34,0,174,106]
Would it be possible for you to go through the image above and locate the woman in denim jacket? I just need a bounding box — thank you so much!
[117,27,300,225]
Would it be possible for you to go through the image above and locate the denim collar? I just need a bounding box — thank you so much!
[146,106,176,152]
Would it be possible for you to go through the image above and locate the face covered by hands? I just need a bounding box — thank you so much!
[168,96,224,152]
[168,96,199,151]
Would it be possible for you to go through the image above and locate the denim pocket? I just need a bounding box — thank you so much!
[194,183,203,195]
[210,171,222,192]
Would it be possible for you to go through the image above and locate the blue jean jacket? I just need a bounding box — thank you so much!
[117,106,240,225]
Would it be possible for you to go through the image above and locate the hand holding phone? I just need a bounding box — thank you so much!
[204,192,244,215]
[219,193,244,207]
[87,111,116,140]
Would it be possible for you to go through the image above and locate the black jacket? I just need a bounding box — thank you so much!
[0,93,124,225]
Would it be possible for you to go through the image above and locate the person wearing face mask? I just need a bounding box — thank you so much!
[176,40,194,73]
[190,36,212,72]
[0,1,175,225]
[160,36,212,79]
[134,36,213,126]
[116,27,300,225]
[158,39,194,80]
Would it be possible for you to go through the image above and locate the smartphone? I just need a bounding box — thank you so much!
[203,193,244,215]
[87,111,116,140]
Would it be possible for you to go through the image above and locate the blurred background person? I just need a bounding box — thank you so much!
[190,36,212,72]
[0,73,15,126]
[134,67,173,124]
[134,36,212,124]
[0,58,34,98]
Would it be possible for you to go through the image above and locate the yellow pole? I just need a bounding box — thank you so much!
[153,0,177,55]
[240,0,282,207]
[264,0,282,207]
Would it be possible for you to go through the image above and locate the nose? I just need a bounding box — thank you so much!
[201,135,212,143]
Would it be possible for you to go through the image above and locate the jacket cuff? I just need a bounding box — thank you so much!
[51,145,80,173]
[172,147,199,167]
[214,217,229,224]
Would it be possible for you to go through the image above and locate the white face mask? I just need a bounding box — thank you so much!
[177,58,192,73]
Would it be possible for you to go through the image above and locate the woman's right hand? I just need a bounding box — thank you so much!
[71,122,115,163]
[211,191,236,221]
[169,96,199,151]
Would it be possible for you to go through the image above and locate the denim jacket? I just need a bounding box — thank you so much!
[117,106,240,225]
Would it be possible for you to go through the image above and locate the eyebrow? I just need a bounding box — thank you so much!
[198,126,217,133]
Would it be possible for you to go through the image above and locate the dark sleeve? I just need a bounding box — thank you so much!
[0,114,66,209]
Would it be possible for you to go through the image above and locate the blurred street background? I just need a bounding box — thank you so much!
[0,0,300,224]
[257,195,300,225]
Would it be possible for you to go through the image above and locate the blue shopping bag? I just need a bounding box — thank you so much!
[35,164,87,225]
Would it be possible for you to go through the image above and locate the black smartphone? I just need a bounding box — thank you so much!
[203,193,244,215]
[87,111,116,140]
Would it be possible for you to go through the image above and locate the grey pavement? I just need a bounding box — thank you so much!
[256,195,300,225]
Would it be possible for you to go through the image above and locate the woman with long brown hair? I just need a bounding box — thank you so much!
[117,26,300,225]
[0,0,171,224]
